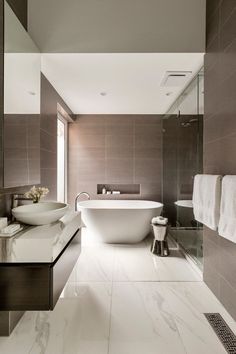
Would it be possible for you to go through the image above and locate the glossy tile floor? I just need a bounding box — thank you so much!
[0,230,235,354]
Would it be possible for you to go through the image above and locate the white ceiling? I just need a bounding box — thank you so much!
[41,53,204,114]
[4,2,40,114]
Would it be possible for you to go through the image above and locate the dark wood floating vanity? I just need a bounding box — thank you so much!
[0,212,81,336]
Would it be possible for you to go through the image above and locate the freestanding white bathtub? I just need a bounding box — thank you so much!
[78,200,163,243]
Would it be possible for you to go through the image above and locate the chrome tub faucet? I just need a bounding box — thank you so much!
[75,192,90,211]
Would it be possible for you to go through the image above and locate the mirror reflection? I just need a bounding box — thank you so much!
[4,1,41,187]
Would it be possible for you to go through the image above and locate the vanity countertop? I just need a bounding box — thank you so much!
[0,210,81,264]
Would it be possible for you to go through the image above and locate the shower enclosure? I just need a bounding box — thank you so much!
[162,69,204,270]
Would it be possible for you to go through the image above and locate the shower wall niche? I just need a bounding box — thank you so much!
[162,70,203,269]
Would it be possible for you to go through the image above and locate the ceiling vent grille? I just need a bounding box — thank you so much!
[161,71,192,87]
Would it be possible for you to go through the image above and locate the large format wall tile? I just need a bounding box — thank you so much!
[204,0,236,320]
[70,147,105,160]
[77,159,106,182]
[106,123,133,135]
[4,160,28,186]
[68,115,162,204]
[135,158,162,184]
[135,147,162,159]
[106,147,133,159]
[40,74,73,200]
[40,130,57,153]
[40,150,57,169]
[71,132,106,148]
[219,277,236,321]
[4,115,40,187]
[106,134,133,148]
[4,124,27,149]
[106,158,133,184]
[135,132,162,148]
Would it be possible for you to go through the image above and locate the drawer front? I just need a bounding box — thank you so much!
[0,266,50,311]
[51,229,81,309]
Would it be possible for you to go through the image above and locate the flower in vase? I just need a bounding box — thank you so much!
[25,186,49,203]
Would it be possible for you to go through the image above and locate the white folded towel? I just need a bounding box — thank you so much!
[192,174,222,230]
[151,216,168,225]
[218,176,236,243]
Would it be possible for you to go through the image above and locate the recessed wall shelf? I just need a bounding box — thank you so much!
[97,184,140,195]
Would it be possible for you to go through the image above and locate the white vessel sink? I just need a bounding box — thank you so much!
[12,202,69,226]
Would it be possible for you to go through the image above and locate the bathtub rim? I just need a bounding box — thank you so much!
[78,199,163,210]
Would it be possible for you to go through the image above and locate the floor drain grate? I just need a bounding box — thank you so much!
[204,313,236,354]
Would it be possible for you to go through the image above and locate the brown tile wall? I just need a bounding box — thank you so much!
[204,0,236,320]
[0,0,29,216]
[68,115,163,205]
[0,72,73,216]
[40,74,73,201]
[4,114,40,187]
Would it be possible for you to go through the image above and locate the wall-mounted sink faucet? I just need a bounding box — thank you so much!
[11,194,34,222]
[12,194,33,209]
[75,192,90,211]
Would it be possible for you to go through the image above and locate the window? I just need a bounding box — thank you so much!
[57,113,67,202]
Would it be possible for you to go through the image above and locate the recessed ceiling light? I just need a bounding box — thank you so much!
[100,92,107,96]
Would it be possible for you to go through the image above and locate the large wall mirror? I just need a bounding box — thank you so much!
[4,0,41,187]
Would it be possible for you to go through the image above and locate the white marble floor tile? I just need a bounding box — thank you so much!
[112,240,200,282]
[81,227,108,248]
[61,281,112,300]
[68,245,115,282]
[109,282,187,354]
[28,299,110,354]
[144,233,154,248]
[113,246,160,281]
[164,282,236,333]
[161,282,229,354]
[0,312,38,354]
[0,283,111,354]
[152,250,201,282]
[2,232,235,354]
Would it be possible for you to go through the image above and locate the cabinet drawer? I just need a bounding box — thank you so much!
[0,265,50,310]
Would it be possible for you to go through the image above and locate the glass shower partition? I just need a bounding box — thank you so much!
[162,70,204,270]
